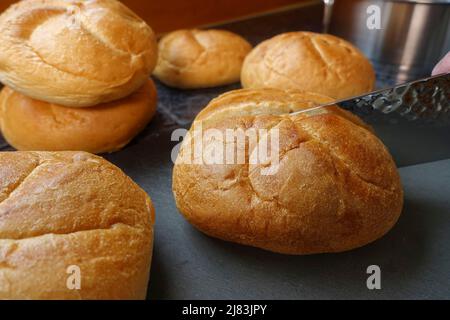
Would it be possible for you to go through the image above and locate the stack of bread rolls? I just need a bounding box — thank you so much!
[0,0,159,154]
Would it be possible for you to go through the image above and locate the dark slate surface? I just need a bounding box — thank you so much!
[1,3,449,299]
[143,158,450,299]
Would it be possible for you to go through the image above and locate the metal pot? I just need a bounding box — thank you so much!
[325,0,450,85]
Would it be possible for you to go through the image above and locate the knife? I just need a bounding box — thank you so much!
[290,73,450,122]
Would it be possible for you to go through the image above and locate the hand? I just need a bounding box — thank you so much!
[432,51,450,75]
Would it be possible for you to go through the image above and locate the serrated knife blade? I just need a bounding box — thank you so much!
[290,73,450,121]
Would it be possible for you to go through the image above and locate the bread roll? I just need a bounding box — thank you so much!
[0,151,154,300]
[241,32,375,99]
[0,0,158,107]
[153,29,252,89]
[173,89,403,255]
[0,80,157,154]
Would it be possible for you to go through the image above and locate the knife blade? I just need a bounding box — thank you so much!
[290,73,450,122]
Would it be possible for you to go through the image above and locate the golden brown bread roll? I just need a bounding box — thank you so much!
[0,151,154,300]
[241,32,375,99]
[153,29,252,89]
[0,0,158,107]
[173,89,403,255]
[0,80,157,154]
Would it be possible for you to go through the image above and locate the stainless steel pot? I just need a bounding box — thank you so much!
[326,0,450,84]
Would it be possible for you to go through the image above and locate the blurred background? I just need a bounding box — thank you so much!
[0,0,312,34]
[2,0,448,81]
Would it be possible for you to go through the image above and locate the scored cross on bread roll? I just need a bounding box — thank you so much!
[173,89,403,255]
[0,151,154,300]
[153,29,252,89]
[0,0,158,107]
[241,32,375,100]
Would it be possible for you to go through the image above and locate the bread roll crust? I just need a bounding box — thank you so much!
[241,32,375,99]
[0,151,154,299]
[173,89,403,255]
[0,80,157,154]
[0,0,158,107]
[153,29,252,89]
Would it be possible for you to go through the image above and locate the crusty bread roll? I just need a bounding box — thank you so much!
[0,0,158,107]
[0,80,157,154]
[241,32,375,100]
[0,151,154,300]
[173,89,403,255]
[153,29,252,89]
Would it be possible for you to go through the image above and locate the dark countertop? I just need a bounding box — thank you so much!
[0,2,449,299]
[145,158,450,299]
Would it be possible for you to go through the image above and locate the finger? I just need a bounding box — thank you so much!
[432,51,450,75]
